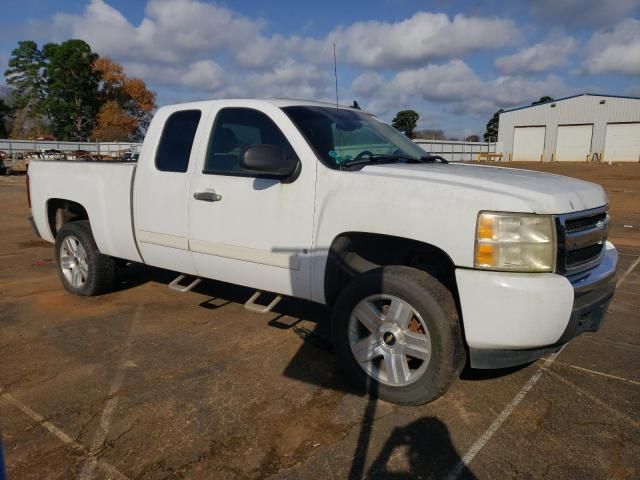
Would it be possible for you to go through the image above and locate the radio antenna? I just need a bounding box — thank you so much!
[333,42,339,111]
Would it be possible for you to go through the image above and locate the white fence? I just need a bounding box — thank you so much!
[1,137,497,162]
[414,139,499,162]
[0,139,142,156]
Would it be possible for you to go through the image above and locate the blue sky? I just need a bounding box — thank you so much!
[1,0,639,137]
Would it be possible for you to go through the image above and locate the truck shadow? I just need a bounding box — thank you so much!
[116,262,481,478]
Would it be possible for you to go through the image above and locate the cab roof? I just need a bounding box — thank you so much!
[158,97,365,113]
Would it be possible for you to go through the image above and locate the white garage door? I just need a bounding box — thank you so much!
[512,127,545,162]
[555,124,593,162]
[604,123,640,163]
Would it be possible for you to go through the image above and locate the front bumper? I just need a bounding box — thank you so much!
[456,241,618,369]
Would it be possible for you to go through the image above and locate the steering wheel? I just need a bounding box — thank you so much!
[354,150,374,161]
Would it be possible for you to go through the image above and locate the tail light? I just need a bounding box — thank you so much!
[26,173,31,208]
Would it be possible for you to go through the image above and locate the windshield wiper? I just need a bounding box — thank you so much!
[339,154,412,169]
[419,154,449,164]
[340,153,449,169]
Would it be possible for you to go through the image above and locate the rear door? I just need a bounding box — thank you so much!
[133,106,208,274]
[188,102,316,298]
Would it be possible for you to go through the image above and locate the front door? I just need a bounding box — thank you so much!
[188,103,316,298]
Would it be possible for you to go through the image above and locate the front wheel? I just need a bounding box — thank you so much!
[55,220,117,296]
[332,266,465,405]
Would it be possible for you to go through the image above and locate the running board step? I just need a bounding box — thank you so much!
[244,290,282,314]
[168,274,202,293]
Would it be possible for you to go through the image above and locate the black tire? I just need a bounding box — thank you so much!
[332,266,465,405]
[54,220,117,296]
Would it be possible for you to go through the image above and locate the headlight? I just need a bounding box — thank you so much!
[474,212,556,272]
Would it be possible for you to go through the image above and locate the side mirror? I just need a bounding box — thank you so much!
[240,144,299,179]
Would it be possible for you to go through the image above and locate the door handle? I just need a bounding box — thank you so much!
[194,190,222,202]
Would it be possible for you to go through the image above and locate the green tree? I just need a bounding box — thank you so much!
[4,40,47,136]
[392,110,420,138]
[532,96,553,106]
[0,97,12,137]
[484,109,503,142]
[43,39,100,140]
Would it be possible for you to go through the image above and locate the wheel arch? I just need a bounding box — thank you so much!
[323,231,459,307]
[46,198,90,239]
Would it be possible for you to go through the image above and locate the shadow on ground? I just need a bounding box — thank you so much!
[115,262,484,479]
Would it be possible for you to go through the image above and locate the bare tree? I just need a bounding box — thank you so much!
[414,129,446,140]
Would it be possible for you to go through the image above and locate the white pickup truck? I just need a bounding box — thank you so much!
[27,99,618,405]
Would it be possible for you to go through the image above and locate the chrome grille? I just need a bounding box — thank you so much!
[556,206,609,275]
[565,212,607,234]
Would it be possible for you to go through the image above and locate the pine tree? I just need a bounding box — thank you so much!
[484,109,504,142]
[0,97,12,138]
[4,41,47,136]
[43,40,100,140]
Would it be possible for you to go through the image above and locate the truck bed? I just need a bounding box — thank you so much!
[28,159,143,263]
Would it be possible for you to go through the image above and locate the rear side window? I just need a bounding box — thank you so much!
[156,110,201,172]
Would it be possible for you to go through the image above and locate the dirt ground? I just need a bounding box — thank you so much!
[0,162,639,479]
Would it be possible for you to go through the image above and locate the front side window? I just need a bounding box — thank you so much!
[283,106,427,168]
[155,110,201,172]
[204,108,297,174]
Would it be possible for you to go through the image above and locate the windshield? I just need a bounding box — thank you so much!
[282,106,427,168]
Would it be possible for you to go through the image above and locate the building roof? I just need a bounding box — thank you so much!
[500,93,640,114]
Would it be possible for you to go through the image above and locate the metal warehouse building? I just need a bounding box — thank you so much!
[498,93,640,163]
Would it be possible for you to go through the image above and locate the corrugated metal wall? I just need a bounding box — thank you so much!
[497,95,640,162]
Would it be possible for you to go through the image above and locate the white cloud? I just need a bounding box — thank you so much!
[52,0,141,58]
[12,0,630,135]
[215,59,333,101]
[52,0,261,64]
[49,0,334,98]
[51,1,518,71]
[488,74,567,108]
[351,72,406,115]
[352,72,386,97]
[331,13,518,68]
[352,60,569,117]
[391,61,482,102]
[130,57,333,103]
[45,0,525,108]
[124,60,226,91]
[182,60,226,91]
[233,35,329,69]
[584,19,640,75]
[495,37,576,75]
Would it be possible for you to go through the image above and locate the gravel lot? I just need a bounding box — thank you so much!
[1,162,638,479]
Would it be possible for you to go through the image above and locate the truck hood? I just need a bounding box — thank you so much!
[361,162,607,214]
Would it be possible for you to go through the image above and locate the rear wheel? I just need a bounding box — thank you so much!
[55,220,117,296]
[332,266,465,405]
